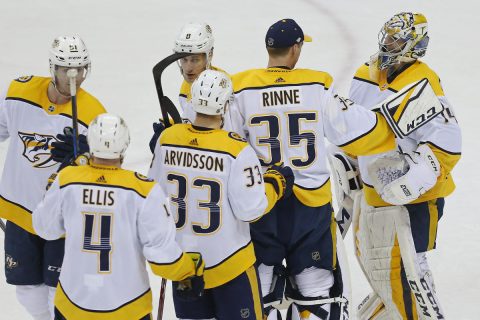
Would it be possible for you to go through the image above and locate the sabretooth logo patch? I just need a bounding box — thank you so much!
[164,149,224,172]
[18,132,58,168]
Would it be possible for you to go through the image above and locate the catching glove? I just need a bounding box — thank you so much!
[368,144,440,205]
[173,252,205,301]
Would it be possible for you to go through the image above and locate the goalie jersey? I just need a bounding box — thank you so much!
[229,67,396,207]
[0,76,106,234]
[350,61,462,206]
[33,164,197,320]
[149,123,279,288]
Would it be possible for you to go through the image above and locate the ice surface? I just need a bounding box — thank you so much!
[0,0,478,318]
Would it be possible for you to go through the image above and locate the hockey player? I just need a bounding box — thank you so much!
[0,36,106,320]
[148,70,294,320]
[345,12,462,319]
[226,18,420,320]
[149,22,229,153]
[32,114,204,320]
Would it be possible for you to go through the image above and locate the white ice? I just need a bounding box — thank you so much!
[0,0,478,318]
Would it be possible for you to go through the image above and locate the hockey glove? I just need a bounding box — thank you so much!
[174,252,205,301]
[368,144,440,205]
[263,164,295,199]
[51,127,89,163]
[149,121,166,153]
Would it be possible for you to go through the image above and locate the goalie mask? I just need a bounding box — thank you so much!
[88,114,130,160]
[376,12,429,70]
[191,70,232,116]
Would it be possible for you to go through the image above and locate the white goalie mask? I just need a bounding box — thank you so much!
[191,70,232,116]
[49,36,91,81]
[88,114,130,160]
[174,22,214,66]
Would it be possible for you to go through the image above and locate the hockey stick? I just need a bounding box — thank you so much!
[67,69,80,158]
[0,219,5,232]
[157,279,167,320]
[152,52,193,127]
[152,52,192,320]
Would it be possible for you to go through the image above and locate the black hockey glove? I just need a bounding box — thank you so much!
[149,121,166,153]
[173,252,205,301]
[263,164,295,199]
[51,127,89,163]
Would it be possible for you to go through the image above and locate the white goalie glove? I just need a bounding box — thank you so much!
[368,144,440,205]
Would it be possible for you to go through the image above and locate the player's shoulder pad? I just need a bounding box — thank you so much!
[7,76,50,98]
[75,90,106,127]
[292,69,333,88]
[231,68,264,93]
[409,61,444,96]
[228,131,247,143]
[179,80,191,98]
[353,63,372,81]
[159,123,186,145]
[14,75,34,83]
[134,171,154,182]
[161,124,248,158]
[211,65,229,76]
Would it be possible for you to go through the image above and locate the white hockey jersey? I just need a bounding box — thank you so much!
[33,164,197,320]
[0,76,105,234]
[149,123,279,289]
[230,67,396,207]
[349,61,462,206]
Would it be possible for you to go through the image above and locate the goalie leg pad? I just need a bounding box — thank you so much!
[355,197,417,319]
[356,196,445,319]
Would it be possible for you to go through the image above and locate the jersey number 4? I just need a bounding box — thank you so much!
[82,212,113,273]
[167,173,222,234]
[249,112,318,168]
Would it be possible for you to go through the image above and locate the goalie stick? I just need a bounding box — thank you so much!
[152,52,193,127]
[152,52,192,320]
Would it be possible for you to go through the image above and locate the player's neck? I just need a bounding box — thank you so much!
[267,57,295,70]
[91,156,122,168]
[193,114,222,129]
[47,82,71,105]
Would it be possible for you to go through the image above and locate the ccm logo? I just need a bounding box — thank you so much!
[401,185,411,197]
[427,155,439,172]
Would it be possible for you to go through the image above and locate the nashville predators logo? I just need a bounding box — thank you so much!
[5,255,18,270]
[18,132,59,168]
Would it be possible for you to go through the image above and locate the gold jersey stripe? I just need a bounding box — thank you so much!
[203,241,256,289]
[245,265,264,320]
[55,282,152,320]
[148,252,196,281]
[160,124,248,159]
[339,114,396,156]
[58,165,156,199]
[0,195,35,234]
[232,68,333,94]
